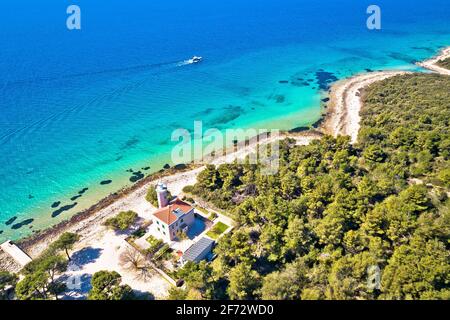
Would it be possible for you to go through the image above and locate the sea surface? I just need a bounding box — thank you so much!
[0,0,449,241]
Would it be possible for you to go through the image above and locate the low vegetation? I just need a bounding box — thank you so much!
[0,271,18,300]
[146,185,172,207]
[104,211,138,231]
[145,186,159,207]
[206,222,229,239]
[146,235,164,256]
[49,232,80,260]
[12,232,81,300]
[437,57,450,70]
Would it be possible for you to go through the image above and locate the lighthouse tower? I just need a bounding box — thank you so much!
[156,182,169,208]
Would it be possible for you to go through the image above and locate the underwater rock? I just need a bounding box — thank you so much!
[11,218,34,230]
[174,164,187,170]
[129,171,144,183]
[278,80,289,84]
[388,52,418,64]
[315,70,338,91]
[70,195,82,201]
[289,127,310,133]
[163,164,171,170]
[312,118,324,128]
[290,79,311,87]
[52,203,78,218]
[274,95,285,103]
[209,105,243,126]
[100,180,112,185]
[78,188,89,195]
[321,98,330,103]
[51,201,61,208]
[120,137,140,150]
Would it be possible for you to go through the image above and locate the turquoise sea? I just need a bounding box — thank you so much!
[0,0,449,241]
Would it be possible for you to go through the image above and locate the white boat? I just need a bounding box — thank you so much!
[187,56,203,64]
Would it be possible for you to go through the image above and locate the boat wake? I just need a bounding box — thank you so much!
[3,57,202,89]
[177,56,203,66]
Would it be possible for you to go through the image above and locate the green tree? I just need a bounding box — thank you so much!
[50,232,80,260]
[381,237,450,300]
[168,287,188,300]
[145,186,159,206]
[17,255,67,300]
[227,264,260,300]
[261,259,308,300]
[88,271,134,300]
[438,168,450,188]
[0,271,18,300]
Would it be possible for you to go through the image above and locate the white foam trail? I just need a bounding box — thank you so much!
[177,60,194,67]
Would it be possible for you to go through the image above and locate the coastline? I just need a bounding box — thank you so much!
[1,46,449,273]
[0,129,322,271]
[321,71,409,143]
[417,47,450,75]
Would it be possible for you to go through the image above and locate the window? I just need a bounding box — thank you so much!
[157,221,159,225]
[163,231,166,235]
[157,227,160,232]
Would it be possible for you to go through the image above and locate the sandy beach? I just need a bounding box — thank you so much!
[321,71,409,143]
[417,47,450,76]
[1,46,449,298]
[322,47,450,142]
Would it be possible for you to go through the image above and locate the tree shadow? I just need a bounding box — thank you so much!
[133,289,155,300]
[60,273,93,300]
[71,247,103,266]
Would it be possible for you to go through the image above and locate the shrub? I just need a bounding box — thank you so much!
[182,185,194,194]
[105,211,138,231]
[209,212,218,221]
[145,186,158,207]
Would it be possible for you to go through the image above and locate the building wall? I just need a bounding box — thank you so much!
[154,209,196,242]
[181,210,195,227]
[154,220,172,242]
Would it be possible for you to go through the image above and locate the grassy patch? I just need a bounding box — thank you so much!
[206,222,229,239]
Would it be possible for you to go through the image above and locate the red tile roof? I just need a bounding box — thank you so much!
[153,198,193,225]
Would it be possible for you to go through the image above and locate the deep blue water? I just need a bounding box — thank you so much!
[0,0,449,241]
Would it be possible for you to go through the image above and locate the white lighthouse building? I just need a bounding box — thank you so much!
[156,182,169,208]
